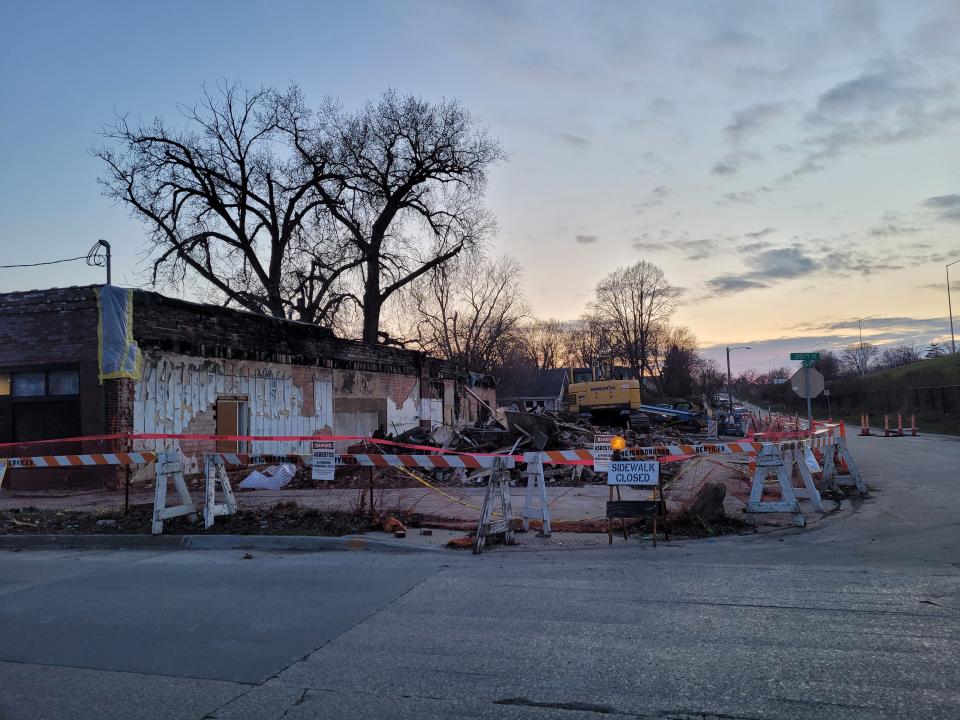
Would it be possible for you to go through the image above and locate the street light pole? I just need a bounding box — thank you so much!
[855,315,878,377]
[725,345,751,416]
[948,259,959,354]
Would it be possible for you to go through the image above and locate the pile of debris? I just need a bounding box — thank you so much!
[387,406,701,454]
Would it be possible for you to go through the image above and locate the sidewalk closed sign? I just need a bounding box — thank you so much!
[311,440,336,481]
[607,460,660,486]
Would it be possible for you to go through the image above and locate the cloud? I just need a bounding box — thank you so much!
[821,249,903,275]
[632,230,722,261]
[788,316,950,335]
[558,132,590,149]
[869,223,922,236]
[698,313,952,372]
[724,102,785,143]
[632,186,669,212]
[704,275,769,296]
[918,280,960,292]
[738,241,773,254]
[703,246,820,297]
[750,247,818,279]
[923,194,960,222]
[745,227,775,239]
[711,150,761,176]
[575,234,598,244]
[781,60,960,182]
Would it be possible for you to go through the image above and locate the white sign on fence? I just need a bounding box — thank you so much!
[706,419,718,441]
[607,460,660,486]
[592,434,613,472]
[311,440,336,481]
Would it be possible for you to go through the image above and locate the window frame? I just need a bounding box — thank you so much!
[0,365,81,403]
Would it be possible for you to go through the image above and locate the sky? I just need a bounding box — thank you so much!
[1,0,959,373]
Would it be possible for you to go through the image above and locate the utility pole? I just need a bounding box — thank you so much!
[725,346,751,416]
[948,259,959,354]
[855,315,878,377]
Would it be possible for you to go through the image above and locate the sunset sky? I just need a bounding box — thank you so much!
[2,0,958,372]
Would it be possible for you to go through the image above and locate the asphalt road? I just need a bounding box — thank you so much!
[1,432,958,719]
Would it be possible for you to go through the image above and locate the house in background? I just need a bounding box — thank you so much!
[497,368,569,411]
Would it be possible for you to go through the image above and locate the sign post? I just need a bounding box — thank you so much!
[789,357,824,431]
[605,456,668,546]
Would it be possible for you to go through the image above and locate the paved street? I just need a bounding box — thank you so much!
[1,432,958,719]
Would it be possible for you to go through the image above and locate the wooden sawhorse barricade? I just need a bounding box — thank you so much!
[152,452,238,535]
[746,437,865,527]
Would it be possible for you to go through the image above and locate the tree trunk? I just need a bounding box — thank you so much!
[362,258,381,344]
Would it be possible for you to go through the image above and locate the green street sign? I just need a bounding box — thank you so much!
[790,352,821,361]
[801,359,815,368]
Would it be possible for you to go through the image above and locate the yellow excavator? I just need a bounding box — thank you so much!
[565,362,649,429]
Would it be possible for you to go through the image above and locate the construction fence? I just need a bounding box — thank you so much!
[0,417,862,540]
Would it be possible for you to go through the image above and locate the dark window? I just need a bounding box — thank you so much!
[48,370,80,395]
[0,367,82,443]
[12,372,45,397]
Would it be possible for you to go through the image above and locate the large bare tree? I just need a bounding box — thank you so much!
[524,318,569,370]
[589,261,680,380]
[289,90,505,343]
[405,254,528,373]
[95,83,360,323]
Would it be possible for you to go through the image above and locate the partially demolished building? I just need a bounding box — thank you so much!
[0,285,496,489]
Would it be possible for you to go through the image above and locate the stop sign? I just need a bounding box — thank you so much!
[790,367,824,398]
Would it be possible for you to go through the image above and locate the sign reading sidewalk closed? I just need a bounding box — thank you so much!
[607,460,660,486]
[311,440,336,481]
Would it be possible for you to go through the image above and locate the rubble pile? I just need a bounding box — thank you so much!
[349,407,705,488]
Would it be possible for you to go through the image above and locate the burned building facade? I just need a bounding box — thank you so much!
[0,286,495,489]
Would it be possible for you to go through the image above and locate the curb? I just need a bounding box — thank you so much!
[0,533,440,554]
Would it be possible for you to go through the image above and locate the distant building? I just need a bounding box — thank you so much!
[497,368,569,411]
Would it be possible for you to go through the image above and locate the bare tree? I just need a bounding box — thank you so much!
[565,314,614,368]
[589,261,680,381]
[290,90,505,343]
[694,357,726,399]
[406,254,528,373]
[879,344,922,369]
[842,342,880,376]
[814,349,842,380]
[524,318,569,370]
[95,83,360,323]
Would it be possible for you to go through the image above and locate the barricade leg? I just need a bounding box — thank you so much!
[203,455,239,529]
[745,445,805,527]
[521,453,551,537]
[911,414,917,436]
[834,438,867,496]
[821,442,838,491]
[884,415,890,437]
[152,452,197,535]
[790,449,824,512]
[897,414,904,437]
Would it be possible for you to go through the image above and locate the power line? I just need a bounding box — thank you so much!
[0,241,111,283]
[0,253,89,268]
